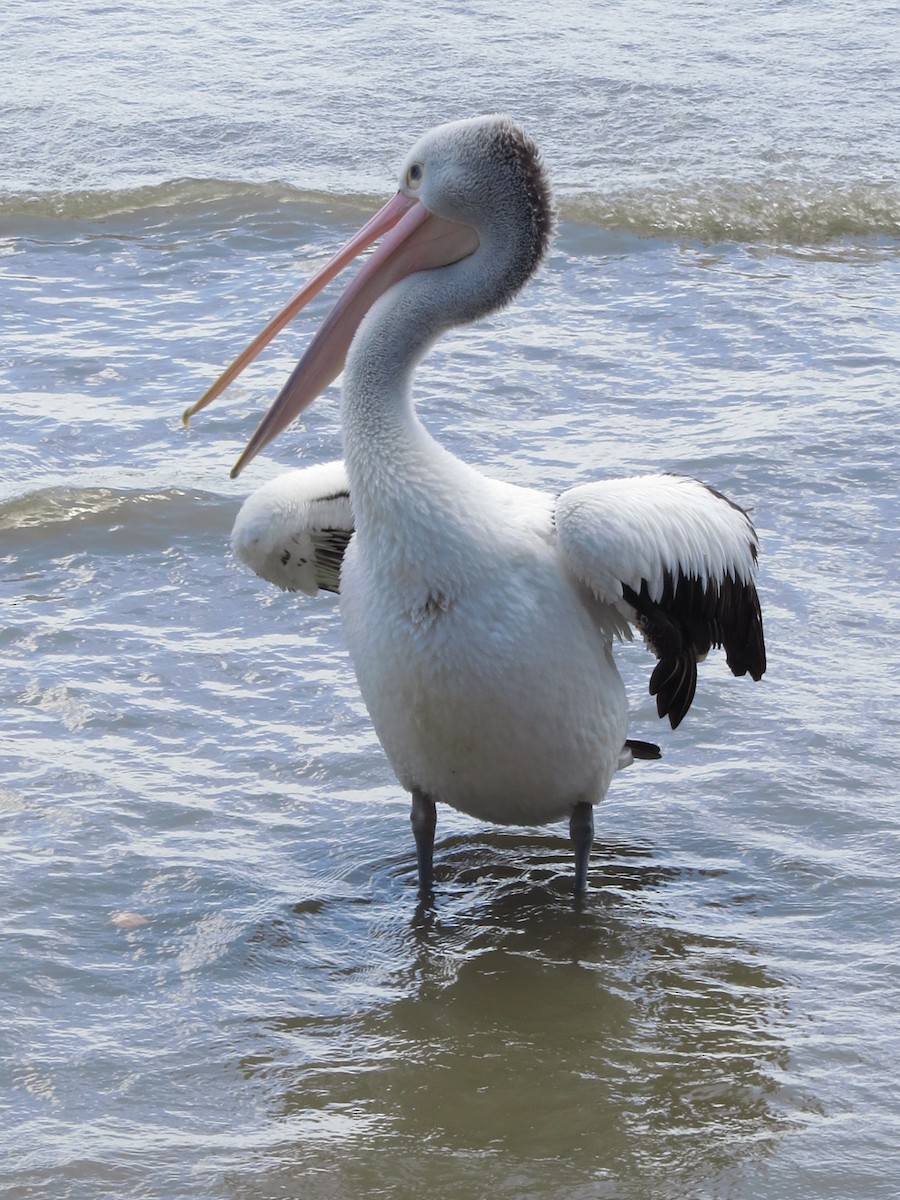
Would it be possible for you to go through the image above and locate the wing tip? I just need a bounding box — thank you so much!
[649,653,698,730]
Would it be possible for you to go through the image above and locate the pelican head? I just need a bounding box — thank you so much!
[184,115,554,476]
[400,115,554,306]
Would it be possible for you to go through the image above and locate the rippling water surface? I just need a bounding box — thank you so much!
[2,2,899,1198]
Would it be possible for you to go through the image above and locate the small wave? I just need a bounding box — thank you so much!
[0,178,379,224]
[2,176,898,245]
[560,179,900,244]
[0,485,231,541]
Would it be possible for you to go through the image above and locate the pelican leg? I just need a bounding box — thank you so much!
[569,802,594,895]
[410,789,437,896]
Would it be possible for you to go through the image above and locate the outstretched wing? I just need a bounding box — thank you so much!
[556,474,766,728]
[230,460,353,595]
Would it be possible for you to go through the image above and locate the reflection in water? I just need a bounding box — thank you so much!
[235,838,789,1199]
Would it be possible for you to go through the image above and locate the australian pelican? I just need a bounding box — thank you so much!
[185,116,766,896]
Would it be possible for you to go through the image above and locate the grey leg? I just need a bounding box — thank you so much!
[569,802,594,895]
[410,789,437,896]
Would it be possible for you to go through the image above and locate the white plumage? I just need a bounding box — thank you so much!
[193,115,766,895]
[232,460,351,595]
[557,474,758,607]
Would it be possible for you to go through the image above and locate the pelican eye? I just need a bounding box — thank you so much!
[406,161,424,189]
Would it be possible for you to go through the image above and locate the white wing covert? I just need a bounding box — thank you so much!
[556,474,766,728]
[231,460,353,595]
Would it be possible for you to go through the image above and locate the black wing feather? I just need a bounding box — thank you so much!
[623,568,766,730]
[310,527,354,594]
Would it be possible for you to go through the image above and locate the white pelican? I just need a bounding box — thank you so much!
[185,116,766,896]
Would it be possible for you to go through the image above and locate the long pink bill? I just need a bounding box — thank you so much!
[183,190,419,428]
[184,189,479,479]
[229,203,478,478]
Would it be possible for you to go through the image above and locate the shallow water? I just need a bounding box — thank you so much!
[2,2,900,1198]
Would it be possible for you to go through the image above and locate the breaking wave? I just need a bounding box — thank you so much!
[2,176,898,246]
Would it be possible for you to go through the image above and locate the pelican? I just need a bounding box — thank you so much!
[185,116,766,896]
